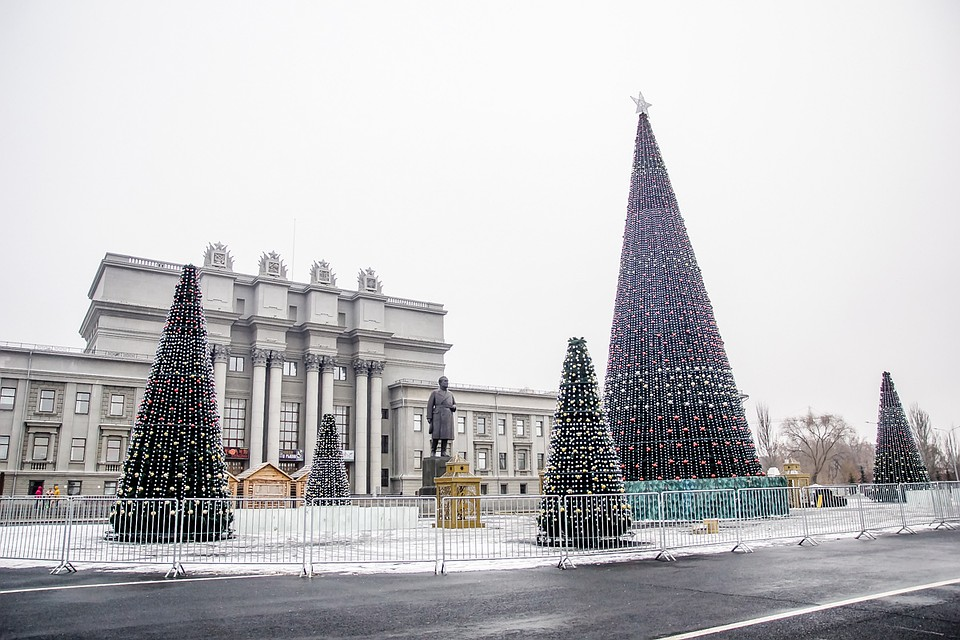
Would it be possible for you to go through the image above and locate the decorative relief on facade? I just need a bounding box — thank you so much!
[203,242,234,271]
[352,358,370,376]
[368,361,384,377]
[210,344,230,363]
[304,353,321,372]
[268,350,286,368]
[258,251,288,279]
[251,348,269,366]
[357,267,382,294]
[310,260,337,286]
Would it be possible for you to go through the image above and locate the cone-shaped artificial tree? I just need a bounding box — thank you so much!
[604,94,762,482]
[305,413,350,505]
[873,371,928,484]
[110,264,232,541]
[539,338,632,546]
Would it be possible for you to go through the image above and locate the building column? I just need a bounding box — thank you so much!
[211,344,229,426]
[368,361,384,495]
[319,356,335,419]
[353,359,370,495]
[304,353,321,468]
[267,351,284,466]
[249,348,268,468]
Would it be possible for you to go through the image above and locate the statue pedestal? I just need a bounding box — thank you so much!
[416,455,450,496]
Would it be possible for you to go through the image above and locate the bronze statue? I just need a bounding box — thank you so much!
[426,376,456,457]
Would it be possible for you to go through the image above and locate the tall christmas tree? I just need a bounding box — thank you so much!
[305,413,350,505]
[873,371,928,484]
[539,338,632,546]
[110,264,232,541]
[604,93,762,483]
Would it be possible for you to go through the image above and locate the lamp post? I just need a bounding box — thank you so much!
[934,426,960,482]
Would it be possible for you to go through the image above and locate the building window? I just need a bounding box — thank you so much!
[109,394,124,417]
[0,387,15,410]
[381,435,389,454]
[228,356,244,372]
[516,419,525,437]
[499,483,508,495]
[67,480,82,496]
[414,450,423,470]
[537,453,545,470]
[280,402,300,450]
[75,391,91,414]
[70,438,86,462]
[283,361,298,377]
[103,480,117,496]
[32,435,50,460]
[519,483,528,495]
[480,484,488,495]
[457,416,466,434]
[105,436,123,463]
[333,366,348,381]
[223,398,246,448]
[381,408,389,420]
[497,418,506,435]
[498,452,507,470]
[477,450,488,470]
[334,405,350,448]
[413,413,423,432]
[536,420,544,437]
[458,451,467,460]
[517,450,529,471]
[477,417,486,435]
[0,435,9,460]
[38,389,56,413]
[381,468,389,488]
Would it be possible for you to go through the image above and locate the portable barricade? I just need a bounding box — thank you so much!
[658,489,741,554]
[560,492,660,561]
[858,484,909,533]
[797,485,861,538]
[897,483,940,531]
[735,486,807,547]
[933,482,960,524]
[0,496,68,563]
[304,496,438,574]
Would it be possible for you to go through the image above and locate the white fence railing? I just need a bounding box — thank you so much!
[1,483,957,576]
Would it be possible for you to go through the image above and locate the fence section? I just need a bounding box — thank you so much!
[0,497,68,562]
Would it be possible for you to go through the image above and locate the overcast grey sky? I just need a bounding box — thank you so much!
[1,1,958,441]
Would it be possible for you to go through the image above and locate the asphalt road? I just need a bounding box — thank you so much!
[1,529,959,639]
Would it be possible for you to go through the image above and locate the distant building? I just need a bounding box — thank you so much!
[0,247,555,497]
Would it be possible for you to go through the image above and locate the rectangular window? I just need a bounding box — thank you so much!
[283,361,298,377]
[70,438,86,462]
[413,413,423,432]
[228,356,244,372]
[334,405,350,448]
[414,449,423,470]
[381,435,389,454]
[333,366,348,381]
[109,394,124,416]
[75,392,91,414]
[477,417,486,435]
[477,450,488,470]
[0,435,9,460]
[516,419,525,437]
[105,436,123,463]
[517,450,529,471]
[500,483,508,495]
[457,416,466,434]
[480,484,488,495]
[497,418,506,435]
[0,387,15,410]
[67,480,82,496]
[537,453,545,470]
[536,420,544,437]
[223,398,246,448]
[381,408,389,420]
[32,435,50,460]
[381,468,389,488]
[498,452,507,470]
[519,483,528,495]
[103,480,117,496]
[280,402,300,450]
[38,389,55,413]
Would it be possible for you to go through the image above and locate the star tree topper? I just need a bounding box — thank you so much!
[631,91,652,115]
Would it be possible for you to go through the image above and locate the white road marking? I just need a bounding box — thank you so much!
[0,573,274,595]
[659,577,960,639]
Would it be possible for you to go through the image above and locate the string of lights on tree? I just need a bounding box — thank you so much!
[604,95,762,483]
[539,338,632,546]
[111,264,232,541]
[873,371,928,484]
[305,413,350,505]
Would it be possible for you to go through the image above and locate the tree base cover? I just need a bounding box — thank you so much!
[108,499,234,542]
[624,476,789,521]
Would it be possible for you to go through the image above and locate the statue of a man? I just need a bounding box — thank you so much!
[426,376,456,457]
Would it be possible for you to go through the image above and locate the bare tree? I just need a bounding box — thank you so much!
[780,410,854,484]
[754,402,784,471]
[908,404,941,480]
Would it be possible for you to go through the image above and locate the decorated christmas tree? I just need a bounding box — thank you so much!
[110,264,232,541]
[305,413,350,505]
[604,94,762,483]
[539,338,632,546]
[873,371,928,484]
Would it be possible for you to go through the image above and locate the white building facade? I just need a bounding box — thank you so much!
[0,247,555,497]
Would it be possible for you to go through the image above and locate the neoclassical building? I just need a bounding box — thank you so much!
[0,246,556,497]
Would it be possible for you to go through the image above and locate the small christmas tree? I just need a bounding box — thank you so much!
[539,338,632,547]
[873,371,928,485]
[305,413,350,505]
[110,264,232,541]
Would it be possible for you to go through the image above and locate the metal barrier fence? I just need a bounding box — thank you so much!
[2,483,958,576]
